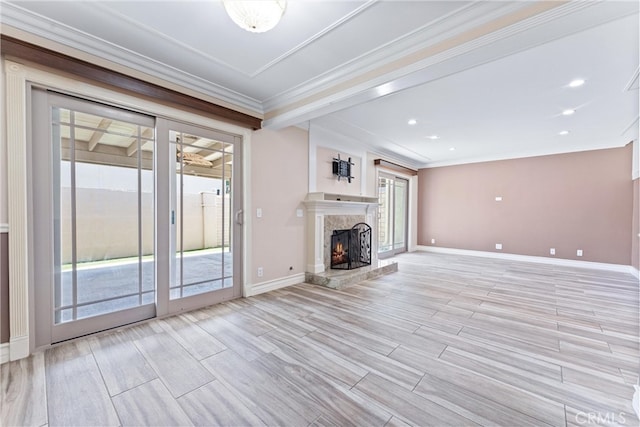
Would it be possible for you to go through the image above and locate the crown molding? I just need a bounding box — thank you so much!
[94,1,376,79]
[622,116,639,140]
[625,66,639,91]
[310,119,425,170]
[1,36,263,129]
[313,115,634,171]
[314,116,430,165]
[262,0,523,109]
[0,2,264,114]
[263,1,637,129]
[419,141,630,169]
[251,1,377,78]
[3,0,636,136]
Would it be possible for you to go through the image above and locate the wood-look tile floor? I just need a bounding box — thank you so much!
[2,252,639,426]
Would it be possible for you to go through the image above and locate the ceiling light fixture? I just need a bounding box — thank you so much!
[449,147,456,151]
[223,1,287,33]
[562,109,575,116]
[427,135,440,140]
[568,79,585,88]
[408,119,417,125]
[558,130,570,135]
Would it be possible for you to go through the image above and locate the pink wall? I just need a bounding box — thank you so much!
[251,127,308,284]
[632,179,639,270]
[316,146,362,196]
[418,146,633,265]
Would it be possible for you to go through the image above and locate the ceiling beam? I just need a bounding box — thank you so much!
[261,1,624,130]
[183,140,226,156]
[203,151,223,161]
[210,154,232,168]
[87,119,113,151]
[126,140,138,157]
[126,128,154,157]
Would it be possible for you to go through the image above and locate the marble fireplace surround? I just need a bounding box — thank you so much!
[303,192,379,274]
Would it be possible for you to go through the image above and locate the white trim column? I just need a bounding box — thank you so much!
[305,212,325,274]
[5,61,30,360]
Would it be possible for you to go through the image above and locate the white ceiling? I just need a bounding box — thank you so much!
[2,1,638,168]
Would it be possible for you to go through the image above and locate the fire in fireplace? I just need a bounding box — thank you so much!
[330,223,372,270]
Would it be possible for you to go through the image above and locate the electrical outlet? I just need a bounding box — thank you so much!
[257,267,263,277]
[431,238,436,244]
[296,209,303,217]
[495,196,503,201]
[550,248,555,255]
[577,249,583,257]
[495,243,502,250]
[256,208,262,218]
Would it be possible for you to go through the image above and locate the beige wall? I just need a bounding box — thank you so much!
[632,179,639,270]
[251,127,308,284]
[418,146,633,265]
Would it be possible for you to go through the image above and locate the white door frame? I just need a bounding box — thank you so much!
[376,166,419,259]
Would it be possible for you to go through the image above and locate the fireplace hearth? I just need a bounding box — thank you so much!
[330,223,372,270]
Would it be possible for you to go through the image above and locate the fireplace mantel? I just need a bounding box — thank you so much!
[303,192,378,274]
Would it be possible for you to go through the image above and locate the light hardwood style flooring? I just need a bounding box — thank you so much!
[2,252,639,426]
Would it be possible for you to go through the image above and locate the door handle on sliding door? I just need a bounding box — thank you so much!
[235,209,243,226]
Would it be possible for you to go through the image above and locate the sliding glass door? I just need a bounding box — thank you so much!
[378,173,408,258]
[33,90,156,344]
[159,120,241,313]
[32,91,242,346]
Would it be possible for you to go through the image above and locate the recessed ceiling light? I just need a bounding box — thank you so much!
[568,79,585,88]
[427,135,440,140]
[558,130,570,135]
[449,147,456,151]
[562,109,575,116]
[408,119,417,125]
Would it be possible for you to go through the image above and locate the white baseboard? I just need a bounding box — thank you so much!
[0,223,8,233]
[246,273,305,297]
[416,246,635,274]
[631,266,640,280]
[9,335,30,361]
[0,342,9,364]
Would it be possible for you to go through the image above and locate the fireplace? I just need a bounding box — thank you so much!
[330,223,372,270]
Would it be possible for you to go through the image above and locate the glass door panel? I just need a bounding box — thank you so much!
[378,176,393,253]
[33,91,157,344]
[33,91,243,346]
[393,178,408,251]
[169,129,236,301]
[378,173,408,258]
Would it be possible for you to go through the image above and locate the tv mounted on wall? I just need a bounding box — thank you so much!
[332,154,354,183]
